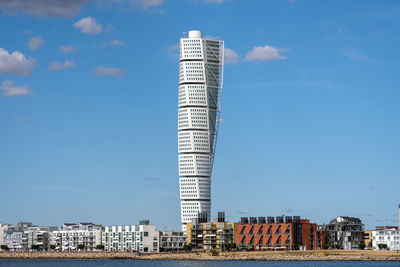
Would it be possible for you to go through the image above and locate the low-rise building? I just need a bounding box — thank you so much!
[187,221,236,250]
[0,222,10,247]
[364,230,373,249]
[159,231,187,252]
[372,227,400,251]
[102,220,159,253]
[236,216,326,250]
[319,216,364,250]
[52,223,102,251]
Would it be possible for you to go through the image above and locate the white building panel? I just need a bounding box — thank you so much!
[179,154,211,177]
[178,84,208,107]
[179,177,211,200]
[180,200,211,224]
[178,107,209,130]
[179,61,206,84]
[180,38,204,60]
[178,131,211,153]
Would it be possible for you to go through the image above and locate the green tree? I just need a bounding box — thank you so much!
[77,244,85,250]
[209,248,219,256]
[0,245,8,251]
[183,243,192,252]
[335,244,341,249]
[358,242,366,250]
[378,244,388,250]
[31,244,40,250]
[323,244,330,250]
[96,244,105,250]
[50,245,56,250]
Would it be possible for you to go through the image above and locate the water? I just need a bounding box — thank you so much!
[0,260,398,267]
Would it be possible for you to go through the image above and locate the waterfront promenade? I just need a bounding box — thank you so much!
[1,250,400,261]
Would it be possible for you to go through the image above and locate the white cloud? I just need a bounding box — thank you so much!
[224,48,239,64]
[238,209,251,214]
[0,80,30,97]
[60,45,77,53]
[49,60,76,71]
[0,48,35,75]
[94,66,126,77]
[245,45,287,62]
[74,17,103,35]
[99,39,127,48]
[28,36,45,50]
[0,0,88,17]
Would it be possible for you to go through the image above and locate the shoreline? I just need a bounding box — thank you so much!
[1,251,400,261]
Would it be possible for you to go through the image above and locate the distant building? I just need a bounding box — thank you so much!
[187,221,236,250]
[372,227,400,251]
[52,223,102,251]
[2,222,56,251]
[0,222,10,247]
[364,230,373,248]
[178,30,224,231]
[102,220,159,253]
[319,216,364,250]
[159,231,187,252]
[236,216,326,250]
[25,226,57,251]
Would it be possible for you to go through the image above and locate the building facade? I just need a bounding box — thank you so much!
[372,227,400,251]
[186,221,236,250]
[52,223,101,251]
[178,30,224,231]
[159,231,187,252]
[0,222,9,247]
[319,216,364,250]
[102,220,159,253]
[236,216,326,251]
[364,230,373,248]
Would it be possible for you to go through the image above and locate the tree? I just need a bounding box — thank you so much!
[378,244,388,250]
[77,244,85,250]
[323,244,330,250]
[209,248,219,256]
[31,244,40,250]
[183,243,192,252]
[359,242,366,250]
[0,245,8,251]
[335,244,341,249]
[96,244,105,250]
[50,245,56,250]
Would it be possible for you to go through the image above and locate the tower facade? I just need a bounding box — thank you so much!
[178,30,224,230]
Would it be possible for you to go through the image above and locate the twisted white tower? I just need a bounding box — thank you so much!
[178,30,224,231]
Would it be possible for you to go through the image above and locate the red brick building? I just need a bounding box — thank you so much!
[236,216,326,250]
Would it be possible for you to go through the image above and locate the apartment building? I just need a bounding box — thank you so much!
[159,231,187,252]
[236,216,326,251]
[102,220,159,253]
[372,226,400,251]
[187,221,236,250]
[52,222,102,251]
[319,216,364,250]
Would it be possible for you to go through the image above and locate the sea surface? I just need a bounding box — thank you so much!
[0,260,398,267]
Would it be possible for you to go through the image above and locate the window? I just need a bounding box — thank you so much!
[144,232,148,237]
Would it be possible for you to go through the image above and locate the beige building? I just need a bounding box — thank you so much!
[187,222,236,250]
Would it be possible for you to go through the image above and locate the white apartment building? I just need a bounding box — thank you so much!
[178,30,224,231]
[0,222,9,246]
[102,220,159,253]
[372,227,400,251]
[52,223,101,251]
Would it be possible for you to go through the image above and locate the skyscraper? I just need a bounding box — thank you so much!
[178,30,224,231]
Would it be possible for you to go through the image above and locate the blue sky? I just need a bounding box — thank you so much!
[1,0,400,230]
